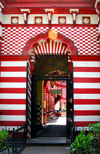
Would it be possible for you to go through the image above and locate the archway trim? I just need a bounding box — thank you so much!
[23,31,78,55]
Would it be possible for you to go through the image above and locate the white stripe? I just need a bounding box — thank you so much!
[56,42,59,55]
[74,72,100,78]
[40,43,44,55]
[1,72,26,77]
[1,61,27,67]
[28,119,31,126]
[61,46,65,55]
[73,61,100,67]
[74,94,100,99]
[58,42,62,54]
[28,112,31,120]
[75,127,89,131]
[27,132,31,139]
[37,46,41,55]
[74,105,100,110]
[0,104,26,110]
[0,126,21,130]
[43,42,46,54]
[28,103,31,113]
[50,40,52,55]
[27,125,31,132]
[0,115,26,121]
[74,83,100,88]
[34,47,38,55]
[0,94,26,99]
[0,82,26,88]
[74,116,100,121]
[53,41,55,54]
[46,42,49,54]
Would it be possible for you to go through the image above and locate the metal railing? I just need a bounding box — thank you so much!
[0,124,27,154]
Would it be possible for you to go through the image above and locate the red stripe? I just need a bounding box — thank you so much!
[61,98,66,100]
[0,121,26,126]
[0,88,26,93]
[74,99,100,105]
[74,78,100,83]
[73,67,100,72]
[71,55,100,61]
[0,59,1,77]
[74,121,100,127]
[0,77,26,82]
[74,110,100,116]
[27,113,31,121]
[1,67,26,72]
[1,56,28,61]
[0,110,26,115]
[74,89,100,94]
[28,122,31,128]
[0,99,26,104]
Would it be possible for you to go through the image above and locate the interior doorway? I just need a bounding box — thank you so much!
[37,80,67,138]
[31,55,73,138]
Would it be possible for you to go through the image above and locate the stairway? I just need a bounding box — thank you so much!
[27,137,71,146]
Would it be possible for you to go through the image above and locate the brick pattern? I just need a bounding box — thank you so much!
[1,26,99,55]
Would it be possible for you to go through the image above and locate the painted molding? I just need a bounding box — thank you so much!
[2,14,99,25]
[0,2,4,9]
[20,9,30,13]
[35,17,43,24]
[58,16,66,24]
[82,17,90,24]
[11,17,19,24]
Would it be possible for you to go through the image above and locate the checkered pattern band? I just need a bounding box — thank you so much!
[37,103,42,125]
[1,26,99,55]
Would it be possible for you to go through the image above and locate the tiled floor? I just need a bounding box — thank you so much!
[46,116,66,125]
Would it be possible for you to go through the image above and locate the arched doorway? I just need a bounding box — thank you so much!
[24,31,78,139]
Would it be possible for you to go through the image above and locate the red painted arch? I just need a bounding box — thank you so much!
[22,31,78,55]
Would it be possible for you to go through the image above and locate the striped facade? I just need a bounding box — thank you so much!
[0,0,100,139]
[73,60,100,130]
[0,58,27,130]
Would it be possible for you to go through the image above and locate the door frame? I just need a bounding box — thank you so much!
[31,74,73,138]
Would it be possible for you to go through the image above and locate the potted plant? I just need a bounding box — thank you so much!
[71,130,94,154]
[0,130,9,150]
[89,122,100,147]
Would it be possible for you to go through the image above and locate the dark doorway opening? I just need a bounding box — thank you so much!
[31,55,73,139]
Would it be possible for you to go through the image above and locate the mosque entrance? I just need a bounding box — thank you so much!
[31,55,73,138]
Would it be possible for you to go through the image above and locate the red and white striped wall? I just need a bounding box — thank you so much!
[73,59,100,130]
[0,57,28,130]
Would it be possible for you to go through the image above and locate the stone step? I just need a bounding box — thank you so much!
[27,137,71,146]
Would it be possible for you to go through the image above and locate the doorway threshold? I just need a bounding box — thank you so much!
[27,137,71,146]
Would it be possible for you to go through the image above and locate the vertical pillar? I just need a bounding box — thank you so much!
[96,2,100,53]
[46,91,48,112]
[0,3,4,54]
